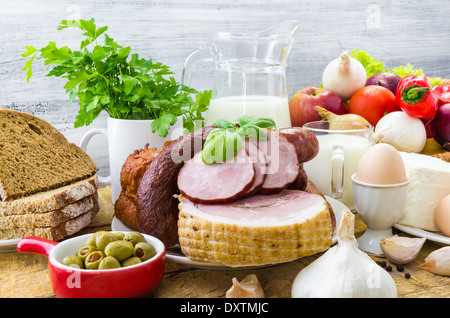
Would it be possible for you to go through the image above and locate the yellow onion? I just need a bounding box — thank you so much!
[315,106,370,130]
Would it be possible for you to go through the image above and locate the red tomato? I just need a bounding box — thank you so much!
[347,85,397,126]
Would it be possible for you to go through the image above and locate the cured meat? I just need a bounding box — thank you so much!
[137,126,214,247]
[242,141,268,197]
[277,127,319,163]
[177,148,255,204]
[250,129,299,194]
[115,144,160,229]
[177,189,333,267]
[288,165,308,192]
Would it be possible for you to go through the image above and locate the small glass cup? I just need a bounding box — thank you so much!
[302,121,373,210]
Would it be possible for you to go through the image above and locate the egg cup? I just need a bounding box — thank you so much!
[351,173,409,255]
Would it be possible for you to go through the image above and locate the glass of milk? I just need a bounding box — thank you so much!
[303,121,373,210]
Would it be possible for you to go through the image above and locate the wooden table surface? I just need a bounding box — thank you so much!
[1,186,449,298]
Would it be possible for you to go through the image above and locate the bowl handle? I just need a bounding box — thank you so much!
[17,236,58,257]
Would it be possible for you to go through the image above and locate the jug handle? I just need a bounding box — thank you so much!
[181,46,213,87]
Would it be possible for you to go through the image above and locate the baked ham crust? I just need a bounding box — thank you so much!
[115,144,161,229]
[177,189,333,267]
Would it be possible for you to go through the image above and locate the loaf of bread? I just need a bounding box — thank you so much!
[0,109,100,241]
[0,192,98,229]
[0,201,99,241]
[0,175,98,216]
[0,109,97,201]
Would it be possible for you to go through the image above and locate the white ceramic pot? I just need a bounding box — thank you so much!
[80,117,183,203]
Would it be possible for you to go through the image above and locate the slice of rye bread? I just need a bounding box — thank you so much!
[0,192,98,229]
[0,199,99,241]
[0,175,98,216]
[0,109,97,201]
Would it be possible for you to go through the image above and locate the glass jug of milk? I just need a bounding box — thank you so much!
[182,21,301,129]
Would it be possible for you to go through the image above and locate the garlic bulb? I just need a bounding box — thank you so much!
[419,246,450,276]
[322,51,367,101]
[291,210,397,298]
[380,235,426,264]
[226,274,265,298]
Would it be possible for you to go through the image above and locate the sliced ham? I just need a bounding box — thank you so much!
[242,141,268,197]
[177,189,333,267]
[249,129,299,194]
[177,148,255,204]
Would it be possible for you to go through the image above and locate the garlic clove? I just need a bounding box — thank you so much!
[379,235,426,264]
[419,246,450,276]
[226,274,265,298]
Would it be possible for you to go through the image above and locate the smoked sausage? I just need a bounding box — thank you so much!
[276,127,319,163]
[136,126,213,247]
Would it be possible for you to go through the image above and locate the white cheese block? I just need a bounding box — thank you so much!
[398,152,450,231]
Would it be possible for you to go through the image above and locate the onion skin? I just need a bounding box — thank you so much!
[366,72,401,95]
[430,103,450,151]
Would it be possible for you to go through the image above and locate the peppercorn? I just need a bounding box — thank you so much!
[405,273,411,279]
[380,261,386,268]
[396,264,404,272]
[385,265,392,272]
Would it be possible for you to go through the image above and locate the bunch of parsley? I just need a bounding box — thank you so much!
[22,18,211,137]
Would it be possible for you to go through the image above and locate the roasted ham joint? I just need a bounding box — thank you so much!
[115,119,336,267]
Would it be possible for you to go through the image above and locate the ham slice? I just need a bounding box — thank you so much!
[242,141,268,197]
[249,129,299,194]
[177,148,255,204]
[177,189,333,267]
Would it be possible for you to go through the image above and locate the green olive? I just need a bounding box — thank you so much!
[104,240,134,262]
[113,232,125,240]
[62,255,84,269]
[85,251,105,269]
[121,256,142,267]
[85,233,98,247]
[77,245,97,261]
[134,242,157,261]
[95,231,117,251]
[123,231,145,246]
[98,256,121,270]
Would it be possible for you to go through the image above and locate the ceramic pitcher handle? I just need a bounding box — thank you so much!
[79,128,111,185]
[181,46,213,87]
[331,145,344,200]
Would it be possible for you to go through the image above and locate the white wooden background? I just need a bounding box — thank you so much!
[1,0,450,176]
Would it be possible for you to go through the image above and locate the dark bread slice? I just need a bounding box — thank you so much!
[0,109,97,201]
[0,192,98,229]
[0,198,99,241]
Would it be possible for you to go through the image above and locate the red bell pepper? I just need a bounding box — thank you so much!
[395,75,438,120]
[431,83,450,106]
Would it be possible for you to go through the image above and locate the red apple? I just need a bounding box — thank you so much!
[289,87,347,127]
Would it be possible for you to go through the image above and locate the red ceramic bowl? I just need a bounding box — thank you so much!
[17,231,165,298]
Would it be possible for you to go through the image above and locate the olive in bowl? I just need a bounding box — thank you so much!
[17,231,165,298]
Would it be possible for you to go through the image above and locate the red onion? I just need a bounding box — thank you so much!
[430,103,450,151]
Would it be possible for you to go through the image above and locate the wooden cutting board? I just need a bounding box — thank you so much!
[1,186,449,298]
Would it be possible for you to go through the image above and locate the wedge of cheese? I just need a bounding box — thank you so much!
[398,152,450,231]
[177,190,333,267]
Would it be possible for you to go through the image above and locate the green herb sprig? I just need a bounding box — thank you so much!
[201,115,276,164]
[21,18,211,137]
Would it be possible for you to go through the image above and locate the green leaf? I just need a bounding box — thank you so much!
[350,49,388,78]
[151,111,178,137]
[120,75,139,94]
[21,46,38,58]
[214,119,235,129]
[390,64,424,77]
